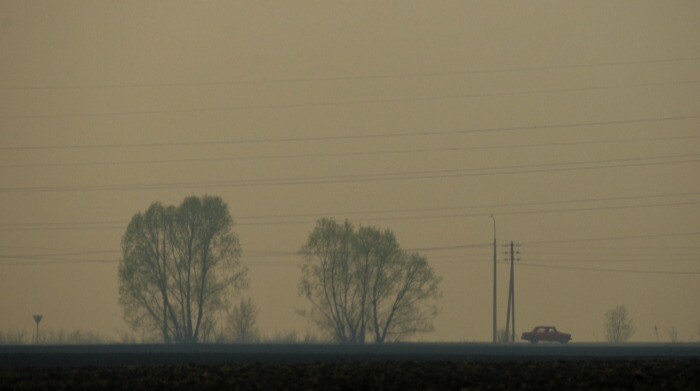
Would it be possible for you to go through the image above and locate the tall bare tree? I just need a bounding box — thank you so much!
[667,326,679,343]
[604,304,635,343]
[226,297,260,342]
[119,195,247,343]
[298,218,441,343]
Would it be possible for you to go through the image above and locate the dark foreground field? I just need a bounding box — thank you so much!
[1,344,699,389]
[2,359,699,390]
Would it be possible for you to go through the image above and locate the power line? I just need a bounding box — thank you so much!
[2,134,698,169]
[3,79,698,121]
[518,262,700,275]
[0,225,123,232]
[4,250,695,269]
[1,200,697,232]
[0,250,119,259]
[1,231,697,267]
[0,243,488,265]
[0,244,122,254]
[520,254,698,262]
[4,56,698,90]
[523,244,700,251]
[1,190,698,231]
[0,153,697,193]
[5,258,698,274]
[2,114,698,151]
[406,243,490,252]
[234,190,700,221]
[523,258,698,264]
[235,200,700,227]
[488,200,700,217]
[9,260,117,265]
[519,250,698,258]
[522,231,700,245]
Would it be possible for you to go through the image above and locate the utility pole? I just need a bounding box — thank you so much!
[504,242,518,342]
[490,215,497,343]
[510,241,516,343]
[33,315,42,344]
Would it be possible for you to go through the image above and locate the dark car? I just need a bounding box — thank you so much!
[521,326,571,344]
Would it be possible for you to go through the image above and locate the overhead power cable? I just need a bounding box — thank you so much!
[405,243,490,252]
[519,250,697,258]
[235,200,700,226]
[1,114,698,151]
[234,190,700,221]
[3,188,694,229]
[0,153,697,194]
[0,250,119,259]
[0,243,488,265]
[3,56,698,90]
[523,244,700,251]
[0,259,118,265]
[2,253,698,272]
[2,134,698,169]
[518,262,700,275]
[1,200,697,232]
[518,254,698,262]
[2,79,699,120]
[522,231,700,245]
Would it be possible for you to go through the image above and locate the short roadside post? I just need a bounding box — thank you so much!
[33,315,43,344]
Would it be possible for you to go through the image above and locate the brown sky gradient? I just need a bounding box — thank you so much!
[1,1,699,343]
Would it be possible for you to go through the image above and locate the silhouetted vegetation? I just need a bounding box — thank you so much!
[298,218,441,343]
[667,326,680,343]
[261,330,326,344]
[0,330,26,345]
[119,195,248,344]
[604,305,635,343]
[0,329,108,345]
[224,298,260,343]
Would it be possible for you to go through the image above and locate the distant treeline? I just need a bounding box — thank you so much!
[0,329,325,345]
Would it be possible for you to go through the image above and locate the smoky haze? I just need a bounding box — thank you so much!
[0,1,699,343]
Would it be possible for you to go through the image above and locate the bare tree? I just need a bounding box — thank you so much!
[42,329,109,344]
[226,297,260,342]
[604,305,635,343]
[0,330,26,345]
[119,195,247,343]
[667,326,679,343]
[298,218,441,343]
[264,330,324,344]
[298,219,358,343]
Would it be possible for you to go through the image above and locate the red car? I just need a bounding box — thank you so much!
[521,326,571,344]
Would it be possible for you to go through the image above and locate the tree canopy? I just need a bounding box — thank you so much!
[604,304,635,343]
[118,195,247,343]
[298,218,441,343]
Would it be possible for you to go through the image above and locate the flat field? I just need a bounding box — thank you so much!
[1,359,699,390]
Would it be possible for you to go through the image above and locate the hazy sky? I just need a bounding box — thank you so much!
[1,1,699,343]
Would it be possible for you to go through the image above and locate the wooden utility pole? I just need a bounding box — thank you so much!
[504,242,517,342]
[491,215,497,343]
[510,241,516,342]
